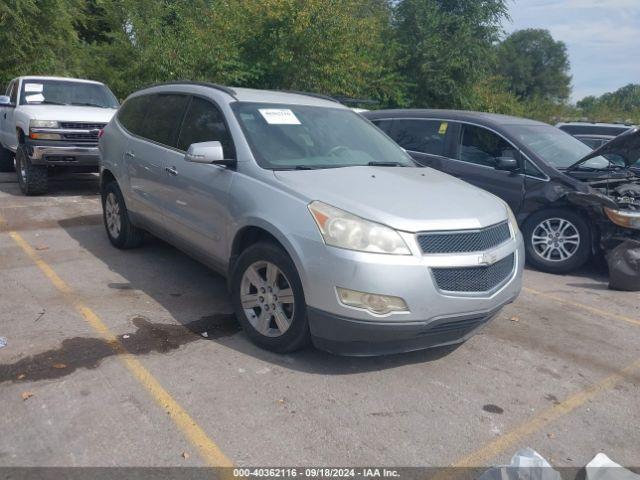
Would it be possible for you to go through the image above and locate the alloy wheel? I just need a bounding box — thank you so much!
[105,192,122,239]
[531,217,581,262]
[240,261,295,337]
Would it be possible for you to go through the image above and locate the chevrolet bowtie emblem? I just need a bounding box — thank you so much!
[479,251,499,265]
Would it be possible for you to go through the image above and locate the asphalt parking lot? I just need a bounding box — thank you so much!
[1,171,639,469]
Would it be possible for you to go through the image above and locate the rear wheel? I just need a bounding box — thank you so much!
[231,242,310,353]
[102,181,145,249]
[523,208,591,274]
[0,145,14,172]
[15,145,47,195]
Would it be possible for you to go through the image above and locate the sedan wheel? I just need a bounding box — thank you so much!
[531,217,581,262]
[240,261,295,338]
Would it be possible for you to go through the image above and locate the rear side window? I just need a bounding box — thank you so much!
[457,125,517,167]
[118,95,152,136]
[177,97,233,156]
[392,119,449,156]
[139,94,190,147]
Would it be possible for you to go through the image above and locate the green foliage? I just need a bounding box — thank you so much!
[393,0,509,109]
[0,0,636,126]
[0,0,85,86]
[496,29,571,103]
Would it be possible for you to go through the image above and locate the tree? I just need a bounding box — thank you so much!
[576,84,640,123]
[393,0,509,109]
[496,29,571,103]
[0,0,84,87]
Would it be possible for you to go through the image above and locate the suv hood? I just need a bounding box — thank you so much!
[568,127,640,170]
[274,166,508,233]
[20,105,117,123]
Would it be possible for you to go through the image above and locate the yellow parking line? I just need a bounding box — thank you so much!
[451,356,640,467]
[524,286,640,327]
[5,223,232,467]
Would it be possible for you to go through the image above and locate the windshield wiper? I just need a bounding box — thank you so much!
[368,161,404,167]
[28,100,67,106]
[70,102,109,108]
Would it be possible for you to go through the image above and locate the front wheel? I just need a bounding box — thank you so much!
[523,208,591,274]
[231,242,310,353]
[15,145,47,195]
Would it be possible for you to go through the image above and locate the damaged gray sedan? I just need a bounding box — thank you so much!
[365,110,640,274]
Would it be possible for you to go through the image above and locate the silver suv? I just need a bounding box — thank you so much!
[99,82,524,355]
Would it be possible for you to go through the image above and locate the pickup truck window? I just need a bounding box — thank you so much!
[8,81,18,104]
[19,79,118,108]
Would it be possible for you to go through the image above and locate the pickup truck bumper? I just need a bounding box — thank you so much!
[26,140,100,168]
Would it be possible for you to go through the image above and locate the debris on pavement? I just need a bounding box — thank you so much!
[181,452,190,460]
[35,308,46,322]
[510,316,520,322]
[201,332,209,338]
[122,334,130,339]
[35,245,49,251]
[52,363,67,369]
[479,448,561,480]
[586,453,640,480]
[17,374,25,380]
[0,336,6,349]
[607,240,640,291]
[21,391,35,401]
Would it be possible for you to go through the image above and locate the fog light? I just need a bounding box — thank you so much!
[336,287,408,315]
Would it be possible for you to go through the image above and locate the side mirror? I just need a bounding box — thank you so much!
[0,95,12,107]
[495,157,518,172]
[185,141,236,167]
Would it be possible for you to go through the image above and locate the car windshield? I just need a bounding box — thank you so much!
[232,102,414,169]
[20,79,119,108]
[505,124,611,170]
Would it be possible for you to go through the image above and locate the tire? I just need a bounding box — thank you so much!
[0,145,14,172]
[101,181,145,249]
[523,208,592,274]
[231,242,311,353]
[15,145,47,195]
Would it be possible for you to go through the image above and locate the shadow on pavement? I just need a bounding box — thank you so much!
[58,215,460,375]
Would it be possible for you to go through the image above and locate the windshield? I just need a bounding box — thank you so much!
[232,102,414,170]
[505,124,611,170]
[19,80,119,108]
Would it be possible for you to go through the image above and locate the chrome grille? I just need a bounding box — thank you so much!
[62,132,99,142]
[60,122,106,130]
[431,254,514,293]
[418,222,511,254]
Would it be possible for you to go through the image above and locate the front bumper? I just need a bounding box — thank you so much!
[295,230,524,355]
[309,304,511,356]
[26,140,100,167]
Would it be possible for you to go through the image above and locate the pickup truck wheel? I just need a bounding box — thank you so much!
[523,208,591,274]
[231,242,311,353]
[0,145,14,172]
[16,145,47,195]
[102,181,144,249]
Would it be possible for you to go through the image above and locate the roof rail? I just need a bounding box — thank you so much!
[277,90,341,104]
[143,80,237,98]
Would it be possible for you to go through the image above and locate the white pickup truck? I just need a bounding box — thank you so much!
[0,76,119,195]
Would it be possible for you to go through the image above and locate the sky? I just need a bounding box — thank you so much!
[506,0,640,102]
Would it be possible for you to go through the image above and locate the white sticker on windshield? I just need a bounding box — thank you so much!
[25,93,45,103]
[24,83,44,93]
[259,109,301,125]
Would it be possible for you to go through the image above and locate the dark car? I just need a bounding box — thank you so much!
[556,122,635,149]
[364,109,640,274]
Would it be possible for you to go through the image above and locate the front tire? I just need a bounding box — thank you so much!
[231,242,310,353]
[15,145,47,195]
[523,208,591,274]
[101,181,145,249]
[0,145,14,172]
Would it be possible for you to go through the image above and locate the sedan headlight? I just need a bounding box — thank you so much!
[308,201,411,255]
[30,120,59,128]
[604,207,640,230]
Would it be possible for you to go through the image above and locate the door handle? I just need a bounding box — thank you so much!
[165,166,178,176]
[124,151,135,159]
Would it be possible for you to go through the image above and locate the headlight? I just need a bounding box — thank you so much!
[30,120,59,128]
[308,201,411,255]
[505,203,519,236]
[604,207,640,230]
